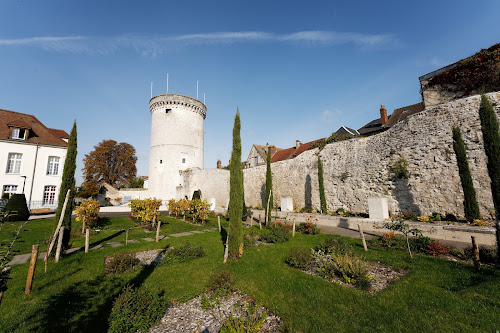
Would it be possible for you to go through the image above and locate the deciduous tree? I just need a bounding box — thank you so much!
[82,140,137,194]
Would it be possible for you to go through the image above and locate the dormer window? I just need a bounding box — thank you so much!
[10,127,27,140]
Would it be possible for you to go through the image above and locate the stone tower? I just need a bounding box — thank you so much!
[148,94,207,200]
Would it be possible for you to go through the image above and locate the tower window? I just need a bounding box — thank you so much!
[165,109,172,114]
[182,158,186,163]
[160,160,162,164]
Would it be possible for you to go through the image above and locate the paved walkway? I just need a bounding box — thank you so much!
[7,228,218,265]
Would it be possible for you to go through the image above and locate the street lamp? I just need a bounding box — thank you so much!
[21,176,27,194]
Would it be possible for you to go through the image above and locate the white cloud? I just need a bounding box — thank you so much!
[322,109,342,123]
[0,31,396,57]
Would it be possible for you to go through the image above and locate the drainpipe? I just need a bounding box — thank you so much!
[28,142,39,209]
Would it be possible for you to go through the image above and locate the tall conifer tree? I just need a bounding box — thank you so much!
[452,127,480,222]
[478,94,500,259]
[228,109,243,259]
[54,121,77,248]
[318,156,327,214]
[265,149,273,224]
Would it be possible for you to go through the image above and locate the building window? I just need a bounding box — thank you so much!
[6,153,22,174]
[2,185,18,198]
[43,186,56,205]
[182,158,186,163]
[10,127,26,140]
[165,109,172,114]
[47,156,60,175]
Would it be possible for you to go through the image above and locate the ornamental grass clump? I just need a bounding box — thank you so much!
[108,285,168,333]
[312,249,369,288]
[259,223,291,243]
[285,248,312,270]
[159,243,205,266]
[105,253,141,274]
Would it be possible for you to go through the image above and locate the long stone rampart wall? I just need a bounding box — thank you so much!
[189,92,500,219]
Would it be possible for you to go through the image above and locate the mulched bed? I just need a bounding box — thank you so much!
[149,292,282,333]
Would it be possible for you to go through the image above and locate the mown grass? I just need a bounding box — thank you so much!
[0,219,499,332]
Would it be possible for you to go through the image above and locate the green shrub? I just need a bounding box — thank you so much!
[389,158,410,180]
[286,248,312,270]
[108,285,168,333]
[296,222,321,235]
[220,308,267,333]
[474,246,498,263]
[208,270,236,296]
[192,190,201,200]
[315,235,352,255]
[160,243,205,265]
[312,250,369,287]
[430,212,442,222]
[105,253,141,274]
[259,224,291,243]
[444,213,457,221]
[4,194,30,221]
[410,236,432,252]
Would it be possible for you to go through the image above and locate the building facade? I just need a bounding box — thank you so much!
[0,109,68,210]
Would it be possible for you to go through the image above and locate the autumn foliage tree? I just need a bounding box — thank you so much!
[82,140,137,194]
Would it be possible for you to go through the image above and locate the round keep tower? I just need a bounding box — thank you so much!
[148,94,207,200]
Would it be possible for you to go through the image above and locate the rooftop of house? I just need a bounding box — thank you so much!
[251,144,283,161]
[0,109,69,146]
[271,139,324,163]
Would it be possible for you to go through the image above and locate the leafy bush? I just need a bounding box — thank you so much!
[4,194,30,221]
[129,198,162,229]
[430,212,442,222]
[259,224,291,243]
[444,213,457,221]
[286,248,312,270]
[315,235,352,255]
[477,246,498,264]
[296,222,321,235]
[410,236,431,252]
[220,304,267,333]
[159,243,205,265]
[108,285,168,333]
[75,198,100,232]
[425,240,451,256]
[105,253,141,274]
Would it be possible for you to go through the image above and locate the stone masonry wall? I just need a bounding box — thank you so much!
[191,92,500,219]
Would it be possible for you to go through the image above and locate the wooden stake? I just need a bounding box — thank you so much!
[223,234,229,263]
[45,189,70,270]
[85,228,90,253]
[258,214,262,230]
[471,236,480,272]
[156,221,161,242]
[292,218,296,237]
[54,226,65,263]
[218,216,221,232]
[358,224,368,252]
[125,229,129,245]
[25,244,39,295]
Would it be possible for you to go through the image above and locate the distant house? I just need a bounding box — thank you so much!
[357,103,424,136]
[0,109,69,211]
[271,139,324,163]
[245,144,283,168]
[334,126,360,136]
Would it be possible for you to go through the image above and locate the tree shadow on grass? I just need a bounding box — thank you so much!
[96,217,112,228]
[28,245,171,332]
[88,230,125,248]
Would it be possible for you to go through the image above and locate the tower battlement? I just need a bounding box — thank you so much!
[150,94,207,119]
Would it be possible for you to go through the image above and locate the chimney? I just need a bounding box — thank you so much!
[296,140,302,149]
[217,160,221,169]
[268,145,277,157]
[380,105,388,126]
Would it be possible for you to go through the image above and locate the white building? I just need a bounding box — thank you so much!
[148,94,207,200]
[0,109,68,210]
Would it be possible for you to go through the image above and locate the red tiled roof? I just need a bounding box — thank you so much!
[48,128,70,139]
[0,109,68,146]
[271,139,324,163]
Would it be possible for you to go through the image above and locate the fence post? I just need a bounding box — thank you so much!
[54,226,65,263]
[358,224,368,252]
[25,245,39,295]
[125,229,129,245]
[85,228,90,253]
[218,216,221,232]
[292,218,296,237]
[156,221,161,242]
[223,234,229,263]
[258,214,262,230]
[471,236,480,272]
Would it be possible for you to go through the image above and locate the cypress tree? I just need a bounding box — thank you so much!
[265,148,273,225]
[452,127,480,222]
[54,121,77,248]
[228,109,243,259]
[478,94,500,259]
[318,156,327,214]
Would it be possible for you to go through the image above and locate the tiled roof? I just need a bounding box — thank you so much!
[48,128,70,139]
[384,102,424,127]
[0,109,68,146]
[357,117,386,135]
[250,144,283,160]
[334,126,360,136]
[271,139,324,163]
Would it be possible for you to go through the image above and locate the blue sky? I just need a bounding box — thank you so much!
[1,0,498,185]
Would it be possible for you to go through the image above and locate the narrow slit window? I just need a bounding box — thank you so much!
[165,109,172,114]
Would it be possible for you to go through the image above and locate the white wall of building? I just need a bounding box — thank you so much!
[0,140,67,208]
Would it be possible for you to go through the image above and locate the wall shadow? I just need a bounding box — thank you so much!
[260,183,266,207]
[392,179,421,215]
[305,175,312,210]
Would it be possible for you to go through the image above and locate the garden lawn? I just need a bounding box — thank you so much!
[0,220,499,332]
